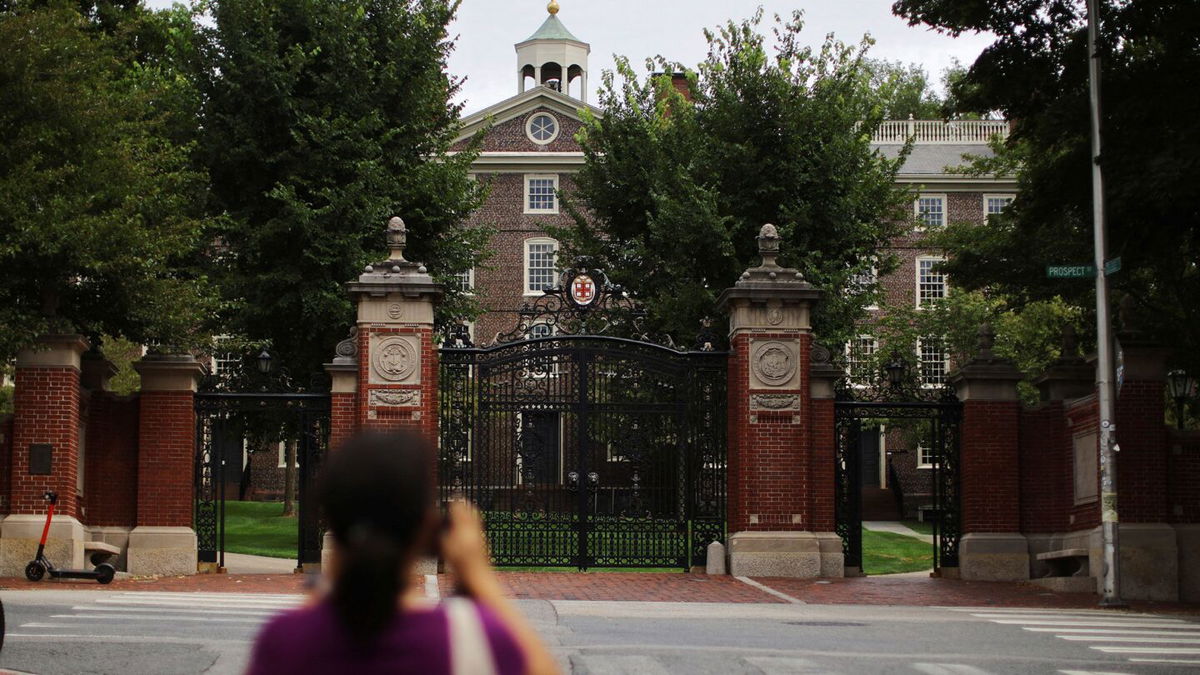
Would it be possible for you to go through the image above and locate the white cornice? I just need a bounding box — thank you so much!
[455,87,602,145]
[456,151,585,173]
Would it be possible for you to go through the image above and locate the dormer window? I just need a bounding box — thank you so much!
[527,113,559,145]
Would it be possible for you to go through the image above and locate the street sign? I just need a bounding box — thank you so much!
[1105,257,1122,275]
[1047,265,1094,278]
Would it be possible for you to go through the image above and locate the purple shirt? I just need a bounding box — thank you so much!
[246,599,525,675]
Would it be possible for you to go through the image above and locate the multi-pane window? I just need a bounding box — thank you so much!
[919,337,948,387]
[846,335,878,386]
[916,195,946,229]
[847,265,878,308]
[985,195,1014,216]
[917,257,947,308]
[455,268,474,293]
[525,175,558,213]
[525,239,558,295]
[917,444,935,468]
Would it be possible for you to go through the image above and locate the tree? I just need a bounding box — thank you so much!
[864,59,944,120]
[0,1,215,362]
[198,0,489,386]
[559,10,912,348]
[893,0,1200,378]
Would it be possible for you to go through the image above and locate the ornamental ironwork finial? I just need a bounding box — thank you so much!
[386,216,408,262]
[757,223,781,268]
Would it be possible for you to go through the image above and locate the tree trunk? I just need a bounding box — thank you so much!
[281,438,297,516]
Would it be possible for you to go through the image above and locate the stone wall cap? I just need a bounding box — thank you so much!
[949,361,1024,383]
[133,355,204,372]
[35,334,92,351]
[346,280,445,302]
[716,285,823,312]
[324,360,357,373]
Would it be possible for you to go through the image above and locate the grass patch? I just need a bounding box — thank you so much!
[223,501,297,559]
[862,528,933,575]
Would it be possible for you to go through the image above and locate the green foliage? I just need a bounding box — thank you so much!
[99,335,144,395]
[863,59,977,120]
[894,0,1200,377]
[559,10,912,347]
[198,0,489,382]
[0,1,216,361]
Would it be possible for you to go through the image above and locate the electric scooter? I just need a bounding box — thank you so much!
[24,491,115,584]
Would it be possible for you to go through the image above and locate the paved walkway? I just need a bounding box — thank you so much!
[863,520,935,544]
[222,552,296,574]
[4,571,1196,613]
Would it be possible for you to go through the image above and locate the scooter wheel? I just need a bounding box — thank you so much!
[95,563,116,585]
[24,561,45,582]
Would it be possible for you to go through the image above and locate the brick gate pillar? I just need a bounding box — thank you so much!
[0,334,90,575]
[950,324,1028,581]
[344,217,443,441]
[717,224,841,577]
[129,354,205,576]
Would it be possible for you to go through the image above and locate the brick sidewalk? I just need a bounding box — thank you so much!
[2,572,1196,613]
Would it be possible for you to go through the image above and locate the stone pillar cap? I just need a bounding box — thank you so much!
[716,223,822,311]
[133,354,205,392]
[346,216,443,302]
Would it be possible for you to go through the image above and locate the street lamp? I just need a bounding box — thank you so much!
[1167,369,1194,431]
[257,349,273,375]
[885,360,905,388]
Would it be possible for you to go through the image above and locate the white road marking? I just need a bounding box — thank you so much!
[743,656,830,674]
[911,663,993,674]
[734,576,805,604]
[1023,627,1200,636]
[1058,670,1134,675]
[1128,658,1200,665]
[1057,635,1200,644]
[50,613,266,623]
[989,619,1190,629]
[71,605,275,616]
[574,655,671,674]
[1091,646,1200,654]
[969,612,1175,621]
[425,574,440,600]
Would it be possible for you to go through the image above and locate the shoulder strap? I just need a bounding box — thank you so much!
[446,597,498,675]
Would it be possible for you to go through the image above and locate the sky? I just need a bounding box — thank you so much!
[146,0,996,115]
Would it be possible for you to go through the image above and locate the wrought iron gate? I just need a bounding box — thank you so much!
[194,393,330,570]
[439,269,727,569]
[834,386,962,573]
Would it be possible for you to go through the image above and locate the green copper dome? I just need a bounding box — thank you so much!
[523,15,583,43]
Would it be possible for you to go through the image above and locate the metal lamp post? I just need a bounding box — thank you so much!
[256,349,273,375]
[1167,369,1194,431]
[886,360,905,389]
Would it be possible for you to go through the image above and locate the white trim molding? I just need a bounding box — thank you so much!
[524,174,560,214]
[523,236,559,296]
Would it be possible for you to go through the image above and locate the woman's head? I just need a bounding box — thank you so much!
[318,430,436,638]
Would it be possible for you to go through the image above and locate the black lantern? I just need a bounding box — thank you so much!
[257,349,273,375]
[1167,369,1194,430]
[885,360,905,388]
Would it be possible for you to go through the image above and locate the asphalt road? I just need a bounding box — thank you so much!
[1,588,1198,674]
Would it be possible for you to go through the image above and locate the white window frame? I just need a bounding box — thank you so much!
[847,264,879,311]
[455,267,475,294]
[525,112,561,146]
[523,237,559,296]
[277,441,288,468]
[844,335,878,388]
[917,444,934,469]
[983,193,1015,218]
[524,174,560,214]
[914,194,947,230]
[917,337,950,389]
[915,256,948,309]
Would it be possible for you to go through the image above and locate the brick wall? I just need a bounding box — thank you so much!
[356,326,439,444]
[329,391,356,451]
[10,366,81,517]
[83,392,139,527]
[1168,431,1200,524]
[0,415,11,516]
[808,395,835,532]
[960,399,1021,533]
[136,391,194,527]
[1114,379,1169,523]
[727,332,812,532]
[461,108,586,153]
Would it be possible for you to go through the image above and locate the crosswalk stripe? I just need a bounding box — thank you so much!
[1058,670,1134,674]
[573,655,671,675]
[72,605,276,617]
[111,592,303,599]
[1023,627,1200,636]
[742,656,829,674]
[1127,658,1200,665]
[989,619,1189,628]
[94,598,300,609]
[50,613,266,624]
[911,663,992,674]
[969,612,1180,621]
[1058,635,1200,644]
[1091,646,1200,654]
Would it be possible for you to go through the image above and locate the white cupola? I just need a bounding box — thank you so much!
[516,1,590,101]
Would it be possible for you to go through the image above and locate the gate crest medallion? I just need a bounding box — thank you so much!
[371,335,419,383]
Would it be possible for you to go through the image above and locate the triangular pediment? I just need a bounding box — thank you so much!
[455,86,601,146]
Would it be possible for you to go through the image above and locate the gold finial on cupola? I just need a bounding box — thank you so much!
[547,0,560,15]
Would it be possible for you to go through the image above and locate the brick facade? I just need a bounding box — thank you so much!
[11,362,82,518]
[959,399,1022,534]
[82,392,139,527]
[135,390,194,528]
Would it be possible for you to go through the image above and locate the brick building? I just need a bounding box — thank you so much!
[452,6,1016,522]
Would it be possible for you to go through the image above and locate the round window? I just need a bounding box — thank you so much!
[527,113,559,144]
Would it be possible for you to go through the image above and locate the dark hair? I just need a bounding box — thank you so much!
[318,430,435,640]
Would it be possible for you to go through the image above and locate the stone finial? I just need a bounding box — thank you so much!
[386,216,408,262]
[757,224,781,268]
[1061,323,1079,358]
[977,322,996,356]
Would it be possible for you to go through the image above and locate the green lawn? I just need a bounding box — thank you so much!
[223,501,297,559]
[862,528,933,575]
